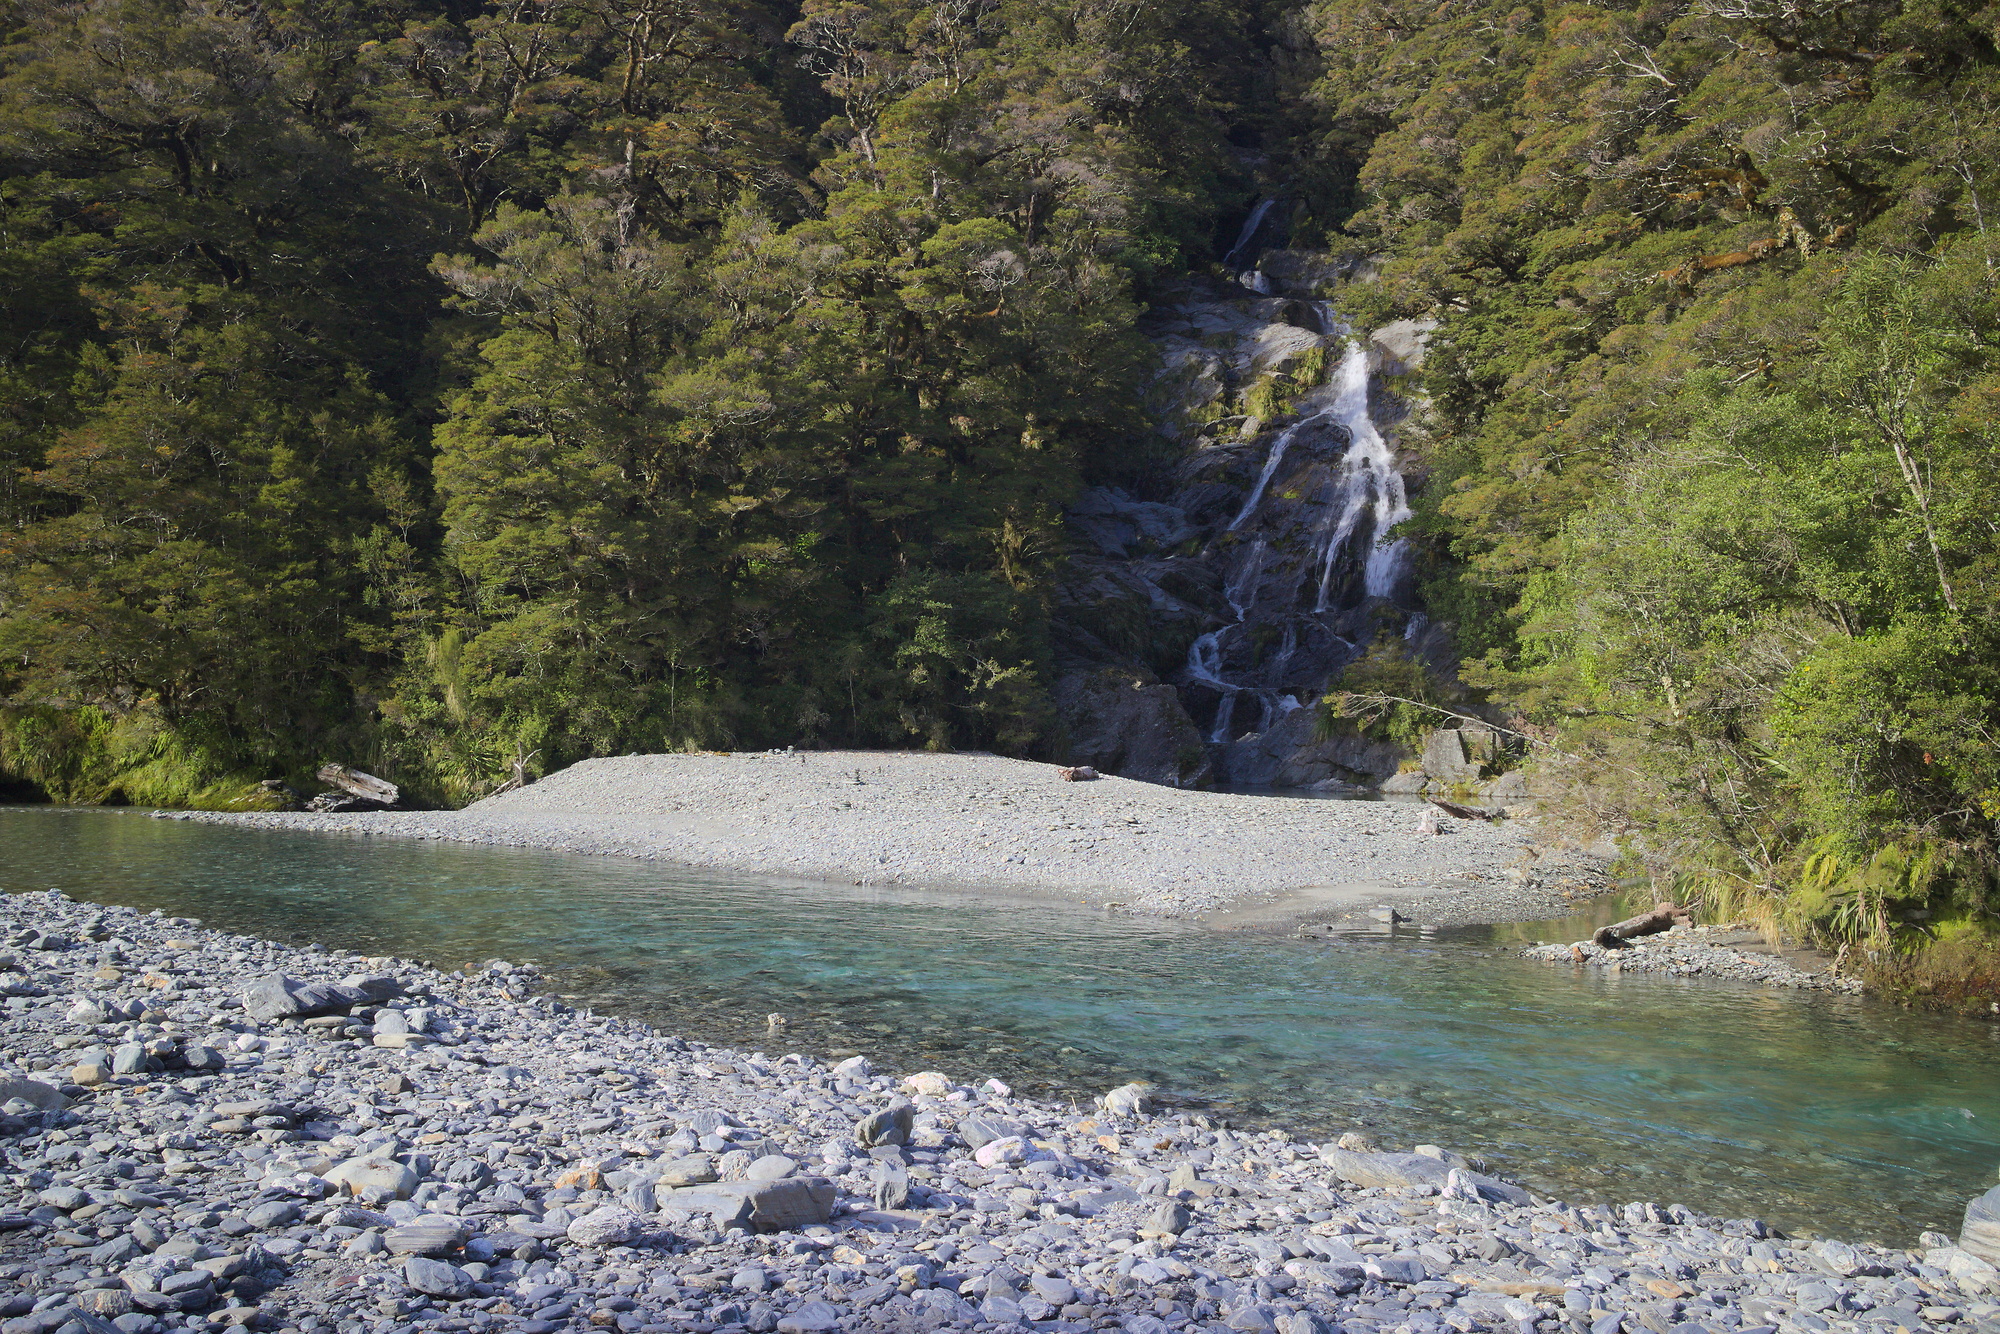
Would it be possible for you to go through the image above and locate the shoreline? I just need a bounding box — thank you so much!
[3,890,1996,1334]
[179,751,1602,930]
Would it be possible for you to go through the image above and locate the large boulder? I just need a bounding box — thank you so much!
[0,1078,67,1112]
[241,972,400,1021]
[1316,1146,1528,1206]
[663,1177,837,1233]
[1369,318,1439,375]
[1418,728,1481,784]
[1053,668,1210,788]
[326,1152,420,1200]
[1215,702,1405,789]
[1963,1183,2000,1264]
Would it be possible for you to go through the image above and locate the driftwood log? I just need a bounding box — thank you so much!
[1427,798,1499,821]
[315,763,399,806]
[1592,900,1693,949]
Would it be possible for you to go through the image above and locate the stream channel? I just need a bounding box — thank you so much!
[4,806,1999,1247]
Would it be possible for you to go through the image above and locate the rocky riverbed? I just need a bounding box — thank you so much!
[5,891,1998,1334]
[181,753,1558,924]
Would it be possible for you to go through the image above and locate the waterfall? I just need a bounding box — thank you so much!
[1176,294,1416,759]
[1187,540,1268,743]
[1311,339,1412,611]
[1228,412,1329,532]
[1223,198,1279,270]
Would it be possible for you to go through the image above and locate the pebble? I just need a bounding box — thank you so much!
[1,888,1990,1334]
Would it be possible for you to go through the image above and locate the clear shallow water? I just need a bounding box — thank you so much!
[4,807,1999,1244]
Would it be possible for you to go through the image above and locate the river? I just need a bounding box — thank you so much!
[4,805,1997,1244]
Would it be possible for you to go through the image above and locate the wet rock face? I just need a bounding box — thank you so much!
[1208,702,1403,790]
[1055,268,1431,787]
[1052,669,1211,789]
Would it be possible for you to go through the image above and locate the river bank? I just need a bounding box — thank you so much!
[4,888,1997,1334]
[181,752,1592,928]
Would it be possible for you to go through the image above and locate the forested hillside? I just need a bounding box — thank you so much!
[1308,0,2000,975]
[0,0,1267,804]
[3,0,1997,973]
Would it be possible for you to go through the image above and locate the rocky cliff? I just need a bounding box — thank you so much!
[1052,248,1453,791]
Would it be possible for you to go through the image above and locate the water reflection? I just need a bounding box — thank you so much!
[3,806,1997,1244]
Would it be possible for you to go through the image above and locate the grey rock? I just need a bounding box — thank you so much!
[1364,1256,1427,1285]
[854,1104,913,1148]
[1420,727,1480,782]
[1142,1199,1191,1237]
[1030,1277,1075,1306]
[1102,1081,1152,1117]
[1275,1314,1336,1334]
[1963,1184,2000,1264]
[872,1157,910,1211]
[1317,1145,1529,1205]
[385,1216,468,1256]
[664,1177,836,1233]
[979,1293,1023,1322]
[68,998,109,1025]
[111,1044,148,1076]
[958,1115,1028,1151]
[655,1154,716,1186]
[403,1257,473,1300]
[326,1153,419,1200]
[244,1201,299,1230]
[70,1293,132,1320]
[240,971,398,1021]
[1052,667,1211,788]
[775,1301,839,1333]
[0,1079,67,1112]
[745,1154,797,1181]
[565,1206,643,1246]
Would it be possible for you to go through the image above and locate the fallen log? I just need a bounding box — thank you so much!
[315,763,399,806]
[1592,900,1692,949]
[1427,798,1499,821]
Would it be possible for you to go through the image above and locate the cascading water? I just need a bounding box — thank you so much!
[1222,198,1279,270]
[1311,337,1413,611]
[1178,297,1416,756]
[1228,412,1328,532]
[1187,540,1269,743]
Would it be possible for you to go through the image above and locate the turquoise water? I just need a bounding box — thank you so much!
[4,806,1998,1244]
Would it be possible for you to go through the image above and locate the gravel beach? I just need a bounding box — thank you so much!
[1522,928,1863,995]
[5,890,1997,1334]
[184,753,1584,927]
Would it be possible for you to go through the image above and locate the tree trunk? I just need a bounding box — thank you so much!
[315,763,399,806]
[1592,901,1692,949]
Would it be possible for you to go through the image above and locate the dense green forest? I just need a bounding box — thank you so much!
[2,0,1996,980]
[1310,0,2000,985]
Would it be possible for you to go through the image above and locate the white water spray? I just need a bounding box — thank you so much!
[1311,339,1412,611]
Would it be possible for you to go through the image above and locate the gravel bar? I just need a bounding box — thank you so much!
[1522,927,1865,994]
[182,752,1555,924]
[4,890,1997,1334]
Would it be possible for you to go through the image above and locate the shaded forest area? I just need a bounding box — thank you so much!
[0,0,1283,804]
[3,0,1998,979]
